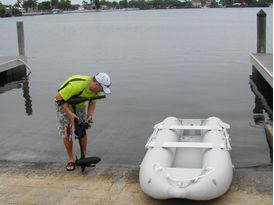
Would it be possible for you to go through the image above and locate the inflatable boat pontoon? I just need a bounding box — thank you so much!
[139,117,233,200]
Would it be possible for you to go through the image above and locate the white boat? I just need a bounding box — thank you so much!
[139,117,233,200]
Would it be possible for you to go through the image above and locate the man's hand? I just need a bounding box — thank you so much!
[86,115,94,123]
[68,112,79,124]
[56,92,79,125]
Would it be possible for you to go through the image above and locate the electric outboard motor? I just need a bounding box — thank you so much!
[64,95,106,172]
[74,122,91,139]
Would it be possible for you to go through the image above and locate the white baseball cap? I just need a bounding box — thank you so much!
[94,73,111,94]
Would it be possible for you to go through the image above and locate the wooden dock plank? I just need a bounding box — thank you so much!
[250,53,273,88]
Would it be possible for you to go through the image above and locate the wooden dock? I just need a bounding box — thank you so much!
[250,53,273,88]
[0,56,27,73]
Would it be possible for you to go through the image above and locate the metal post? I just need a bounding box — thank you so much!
[16,21,25,56]
[257,9,266,53]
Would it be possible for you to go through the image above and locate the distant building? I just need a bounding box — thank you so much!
[78,5,85,10]
[15,7,26,13]
[192,0,202,7]
[52,9,62,13]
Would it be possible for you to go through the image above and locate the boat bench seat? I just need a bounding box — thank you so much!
[148,142,226,149]
[154,125,222,131]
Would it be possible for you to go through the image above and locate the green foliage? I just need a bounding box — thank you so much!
[0,2,6,17]
[127,0,149,9]
[51,0,58,8]
[118,0,128,8]
[22,0,37,12]
[59,0,72,10]
[223,0,272,6]
[71,4,79,9]
[0,2,22,17]
[1,0,272,17]
[38,1,51,10]
[94,0,100,9]
[11,6,22,15]
[14,0,23,7]
[126,0,191,9]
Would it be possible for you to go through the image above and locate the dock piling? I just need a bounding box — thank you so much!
[16,21,25,56]
[257,9,266,53]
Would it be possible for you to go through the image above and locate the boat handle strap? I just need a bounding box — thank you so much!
[153,164,215,188]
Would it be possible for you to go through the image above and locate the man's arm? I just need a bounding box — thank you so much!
[55,92,79,124]
[87,101,96,121]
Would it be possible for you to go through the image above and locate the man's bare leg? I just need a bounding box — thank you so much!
[64,137,75,170]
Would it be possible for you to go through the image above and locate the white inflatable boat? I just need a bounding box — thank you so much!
[139,117,233,200]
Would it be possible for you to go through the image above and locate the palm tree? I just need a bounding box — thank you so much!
[22,0,37,12]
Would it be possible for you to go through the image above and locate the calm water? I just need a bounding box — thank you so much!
[0,8,272,167]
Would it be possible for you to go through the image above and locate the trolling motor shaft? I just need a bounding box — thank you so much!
[67,95,105,172]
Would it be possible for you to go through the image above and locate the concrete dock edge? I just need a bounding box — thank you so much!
[0,160,272,205]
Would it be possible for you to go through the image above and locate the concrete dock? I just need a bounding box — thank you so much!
[0,161,272,205]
